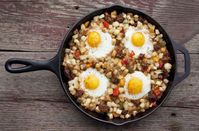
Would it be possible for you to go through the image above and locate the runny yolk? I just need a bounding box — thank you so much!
[131,32,145,47]
[87,31,101,48]
[128,77,143,95]
[84,74,100,90]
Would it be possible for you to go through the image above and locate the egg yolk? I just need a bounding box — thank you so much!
[128,77,143,95]
[87,31,101,48]
[84,74,100,90]
[131,32,145,47]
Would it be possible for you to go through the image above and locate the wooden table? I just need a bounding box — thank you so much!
[0,0,198,130]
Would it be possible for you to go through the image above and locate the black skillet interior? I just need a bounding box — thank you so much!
[59,5,177,125]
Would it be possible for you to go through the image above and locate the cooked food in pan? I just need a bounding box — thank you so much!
[62,11,172,119]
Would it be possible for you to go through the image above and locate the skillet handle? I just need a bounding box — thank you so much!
[173,42,191,86]
[5,54,59,76]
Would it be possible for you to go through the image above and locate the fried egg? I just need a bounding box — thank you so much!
[124,27,153,57]
[80,68,108,97]
[124,71,151,100]
[85,29,113,58]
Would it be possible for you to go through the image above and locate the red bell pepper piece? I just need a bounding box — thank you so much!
[113,88,119,96]
[129,51,135,57]
[74,50,81,58]
[121,59,128,65]
[103,20,109,28]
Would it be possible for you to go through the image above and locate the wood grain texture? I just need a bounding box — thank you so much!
[0,52,198,107]
[0,0,198,52]
[0,0,198,130]
[0,52,199,109]
[0,101,199,131]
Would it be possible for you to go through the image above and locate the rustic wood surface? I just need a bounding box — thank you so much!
[0,0,198,131]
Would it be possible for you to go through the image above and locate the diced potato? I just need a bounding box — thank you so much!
[149,24,155,33]
[111,10,117,19]
[164,63,172,70]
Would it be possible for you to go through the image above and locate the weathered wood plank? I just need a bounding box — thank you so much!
[185,34,199,54]
[0,1,198,130]
[0,0,198,130]
[0,0,198,52]
[0,52,66,102]
[0,101,198,131]
[0,52,198,108]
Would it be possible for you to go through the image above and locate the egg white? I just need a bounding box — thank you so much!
[85,29,113,58]
[124,71,151,100]
[124,27,153,57]
[79,68,108,97]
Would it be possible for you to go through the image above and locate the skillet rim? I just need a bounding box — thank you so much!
[57,4,177,126]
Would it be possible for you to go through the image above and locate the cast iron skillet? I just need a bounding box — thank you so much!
[5,5,190,125]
